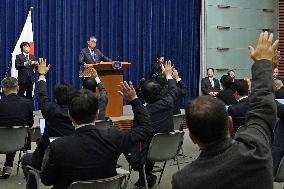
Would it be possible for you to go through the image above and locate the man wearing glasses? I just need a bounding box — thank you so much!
[79,36,112,71]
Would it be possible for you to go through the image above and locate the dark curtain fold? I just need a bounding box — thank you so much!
[0,0,200,108]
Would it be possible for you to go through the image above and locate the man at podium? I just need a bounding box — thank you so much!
[78,36,112,70]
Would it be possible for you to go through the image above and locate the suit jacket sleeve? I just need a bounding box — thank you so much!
[235,60,276,149]
[214,79,221,91]
[78,49,86,66]
[38,80,52,118]
[201,78,209,95]
[154,79,181,109]
[28,100,34,127]
[119,98,153,150]
[40,146,59,186]
[97,82,108,120]
[15,55,26,70]
[177,80,188,97]
[97,49,112,62]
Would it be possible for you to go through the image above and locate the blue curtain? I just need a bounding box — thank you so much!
[0,0,200,108]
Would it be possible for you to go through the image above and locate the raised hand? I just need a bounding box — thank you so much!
[38,59,51,75]
[118,81,138,101]
[248,31,279,63]
[172,68,180,80]
[163,60,173,76]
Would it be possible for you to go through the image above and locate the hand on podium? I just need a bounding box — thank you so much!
[89,68,98,78]
[118,81,138,102]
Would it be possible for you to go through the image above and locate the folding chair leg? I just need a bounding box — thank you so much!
[176,156,180,170]
[17,150,22,175]
[158,161,167,184]
[143,165,149,189]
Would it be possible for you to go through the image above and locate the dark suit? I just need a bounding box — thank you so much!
[172,60,276,189]
[79,48,112,66]
[151,62,163,78]
[228,96,250,136]
[272,104,284,175]
[275,86,284,99]
[216,88,237,105]
[0,93,34,167]
[40,98,152,189]
[201,77,221,95]
[22,80,75,189]
[15,53,36,99]
[97,82,108,120]
[160,80,188,115]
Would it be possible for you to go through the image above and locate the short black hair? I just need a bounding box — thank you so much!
[69,89,99,124]
[20,42,30,52]
[220,75,233,89]
[141,80,162,103]
[1,77,18,90]
[156,54,164,60]
[186,96,227,144]
[232,79,249,96]
[87,36,96,41]
[207,68,214,73]
[54,83,76,106]
[82,77,97,92]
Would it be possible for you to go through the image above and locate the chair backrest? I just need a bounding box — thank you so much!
[0,126,28,153]
[275,155,284,182]
[147,131,184,162]
[95,120,113,128]
[173,114,184,130]
[68,174,128,189]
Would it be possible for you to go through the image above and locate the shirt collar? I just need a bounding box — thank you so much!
[238,96,248,102]
[75,122,95,130]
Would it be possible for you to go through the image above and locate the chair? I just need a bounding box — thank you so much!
[275,155,284,182]
[27,165,129,189]
[173,114,184,131]
[0,126,29,175]
[142,131,184,189]
[68,173,129,189]
[95,120,113,128]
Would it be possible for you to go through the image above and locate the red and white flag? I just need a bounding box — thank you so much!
[11,10,34,77]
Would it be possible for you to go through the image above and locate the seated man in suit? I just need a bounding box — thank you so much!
[216,75,237,105]
[172,32,278,189]
[15,42,37,99]
[227,79,250,136]
[274,79,284,99]
[0,77,34,178]
[21,61,76,189]
[201,67,221,96]
[227,69,236,82]
[40,80,153,189]
[134,61,183,188]
[78,36,112,74]
[82,68,108,120]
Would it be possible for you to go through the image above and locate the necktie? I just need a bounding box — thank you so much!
[91,50,95,61]
[25,55,29,61]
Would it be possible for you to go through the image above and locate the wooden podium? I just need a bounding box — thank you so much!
[93,62,131,117]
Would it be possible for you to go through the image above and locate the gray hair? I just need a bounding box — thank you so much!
[1,77,18,90]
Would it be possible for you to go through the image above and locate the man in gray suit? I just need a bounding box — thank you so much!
[79,36,112,69]
[172,32,278,189]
